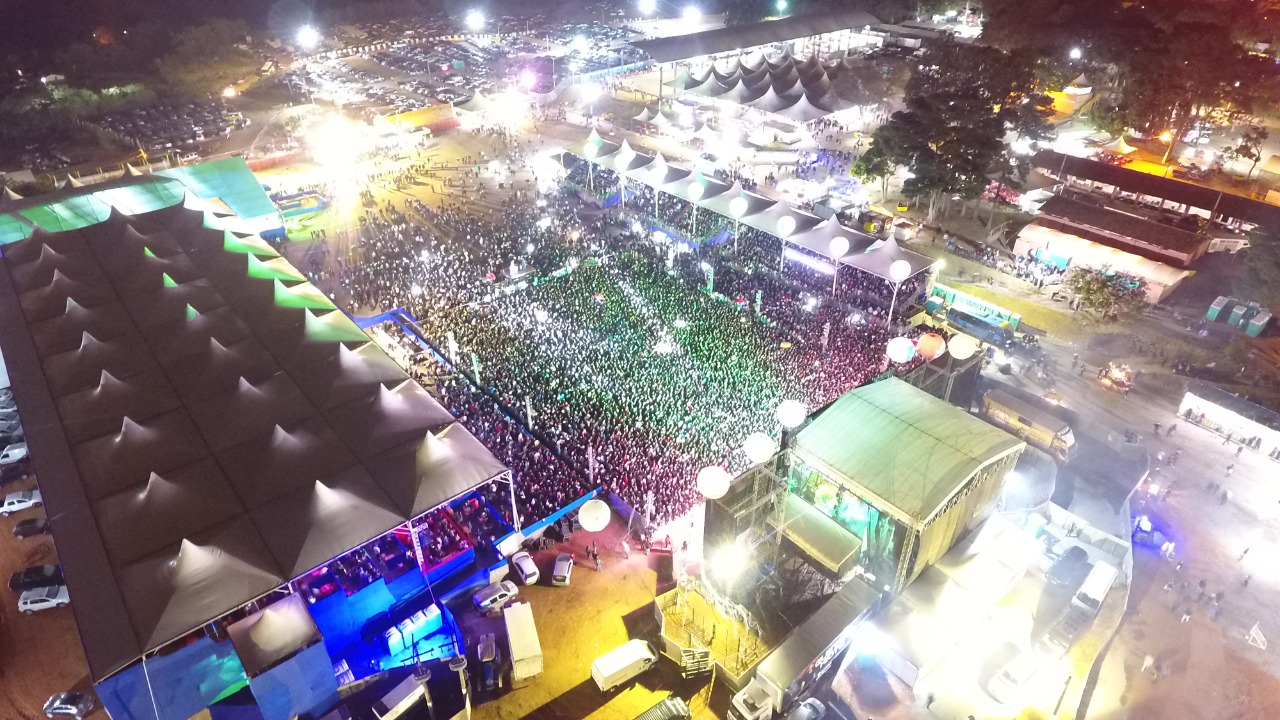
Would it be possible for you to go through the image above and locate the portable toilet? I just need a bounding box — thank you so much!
[1206,296,1233,322]
[1247,310,1272,337]
[1229,302,1249,328]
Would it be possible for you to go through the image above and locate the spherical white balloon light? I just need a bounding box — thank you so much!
[775,399,807,429]
[776,215,796,238]
[729,196,749,218]
[697,465,733,500]
[829,236,850,258]
[578,498,611,532]
[947,333,980,360]
[889,259,913,283]
[743,431,778,465]
[688,182,705,201]
[583,142,599,159]
[886,336,917,363]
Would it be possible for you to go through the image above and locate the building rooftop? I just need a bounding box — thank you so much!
[1036,194,1208,264]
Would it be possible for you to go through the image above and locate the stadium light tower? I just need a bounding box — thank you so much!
[639,0,658,14]
[297,25,320,51]
[466,10,486,32]
[777,0,788,12]
[683,5,702,21]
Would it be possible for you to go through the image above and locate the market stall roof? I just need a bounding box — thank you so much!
[1032,149,1280,230]
[772,93,834,123]
[791,378,1024,528]
[718,78,768,105]
[750,87,797,113]
[839,237,935,280]
[635,153,691,188]
[0,179,506,682]
[740,199,822,238]
[631,9,879,63]
[664,170,731,203]
[227,593,322,679]
[697,181,776,218]
[686,75,732,97]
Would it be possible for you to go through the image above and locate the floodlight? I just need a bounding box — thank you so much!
[697,466,732,499]
[639,0,658,13]
[297,25,321,50]
[743,431,777,465]
[776,400,806,429]
[466,10,485,31]
[683,5,702,20]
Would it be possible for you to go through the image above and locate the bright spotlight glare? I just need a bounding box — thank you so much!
[683,5,702,20]
[519,69,537,89]
[465,10,485,31]
[581,83,603,102]
[306,116,364,173]
[297,25,321,50]
[221,86,237,98]
[639,0,657,13]
[1069,47,1083,60]
[712,543,750,583]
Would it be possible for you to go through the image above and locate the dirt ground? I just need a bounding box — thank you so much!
[462,511,730,720]
[0,481,102,720]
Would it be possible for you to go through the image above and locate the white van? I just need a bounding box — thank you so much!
[1071,562,1118,614]
[591,639,657,692]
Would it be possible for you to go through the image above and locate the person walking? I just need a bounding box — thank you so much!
[1154,422,1162,437]
[1142,654,1155,674]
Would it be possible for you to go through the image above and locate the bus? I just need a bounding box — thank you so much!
[981,388,1075,462]
[945,306,1015,349]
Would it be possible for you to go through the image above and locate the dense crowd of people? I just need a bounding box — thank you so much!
[326,147,932,531]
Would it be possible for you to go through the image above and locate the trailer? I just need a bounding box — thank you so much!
[504,601,543,688]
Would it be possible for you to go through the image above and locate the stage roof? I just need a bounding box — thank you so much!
[631,9,879,63]
[791,378,1023,528]
[0,185,505,681]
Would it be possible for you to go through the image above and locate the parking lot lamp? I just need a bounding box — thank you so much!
[297,25,320,51]
[466,10,486,33]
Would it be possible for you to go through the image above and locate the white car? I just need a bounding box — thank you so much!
[987,648,1046,703]
[0,442,28,465]
[551,553,573,587]
[511,551,540,585]
[19,584,69,614]
[471,580,518,612]
[1,489,41,516]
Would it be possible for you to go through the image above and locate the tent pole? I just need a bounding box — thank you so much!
[141,652,162,720]
[507,471,521,532]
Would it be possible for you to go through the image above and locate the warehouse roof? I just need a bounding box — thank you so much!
[0,189,506,681]
[792,378,1023,528]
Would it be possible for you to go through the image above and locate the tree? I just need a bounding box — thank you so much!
[1235,230,1280,310]
[1062,267,1149,320]
[1224,125,1269,179]
[857,38,1049,220]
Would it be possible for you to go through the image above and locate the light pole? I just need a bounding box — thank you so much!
[829,237,850,295]
[885,259,912,330]
[688,181,704,239]
[1160,129,1175,165]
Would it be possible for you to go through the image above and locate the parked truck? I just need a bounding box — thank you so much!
[980,389,1076,462]
[504,601,543,688]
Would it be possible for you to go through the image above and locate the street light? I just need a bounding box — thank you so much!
[465,10,485,32]
[297,25,320,50]
[221,86,237,98]
[1160,130,1175,164]
[1069,47,1082,61]
[777,0,789,12]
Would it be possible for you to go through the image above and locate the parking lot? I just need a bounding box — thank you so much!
[93,101,249,157]
[453,512,725,720]
[0,466,101,719]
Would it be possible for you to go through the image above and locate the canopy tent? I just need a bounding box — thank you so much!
[663,170,731,203]
[634,153,691,188]
[840,237,935,281]
[718,78,768,105]
[772,93,834,123]
[1100,136,1136,155]
[632,106,658,123]
[791,379,1024,529]
[686,75,732,98]
[227,593,322,679]
[697,181,777,219]
[663,66,704,91]
[740,199,822,238]
[0,183,508,682]
[741,66,773,90]
[454,92,499,114]
[786,219,877,260]
[750,87,798,113]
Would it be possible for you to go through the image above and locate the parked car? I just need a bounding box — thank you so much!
[786,698,827,720]
[18,584,69,613]
[1,489,41,515]
[1046,545,1090,586]
[0,460,32,487]
[43,691,96,719]
[13,516,50,538]
[0,442,29,465]
[511,551,539,585]
[9,563,62,592]
[471,580,518,612]
[551,553,573,587]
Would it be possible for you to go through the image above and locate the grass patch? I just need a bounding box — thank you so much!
[948,282,1087,340]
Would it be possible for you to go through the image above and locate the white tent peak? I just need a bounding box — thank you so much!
[2,187,22,201]
[65,297,82,314]
[98,369,119,391]
[117,416,141,439]
[80,330,100,350]
[67,176,86,188]
[126,164,146,177]
[237,376,259,394]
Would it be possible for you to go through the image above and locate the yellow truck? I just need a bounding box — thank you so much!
[981,389,1075,462]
